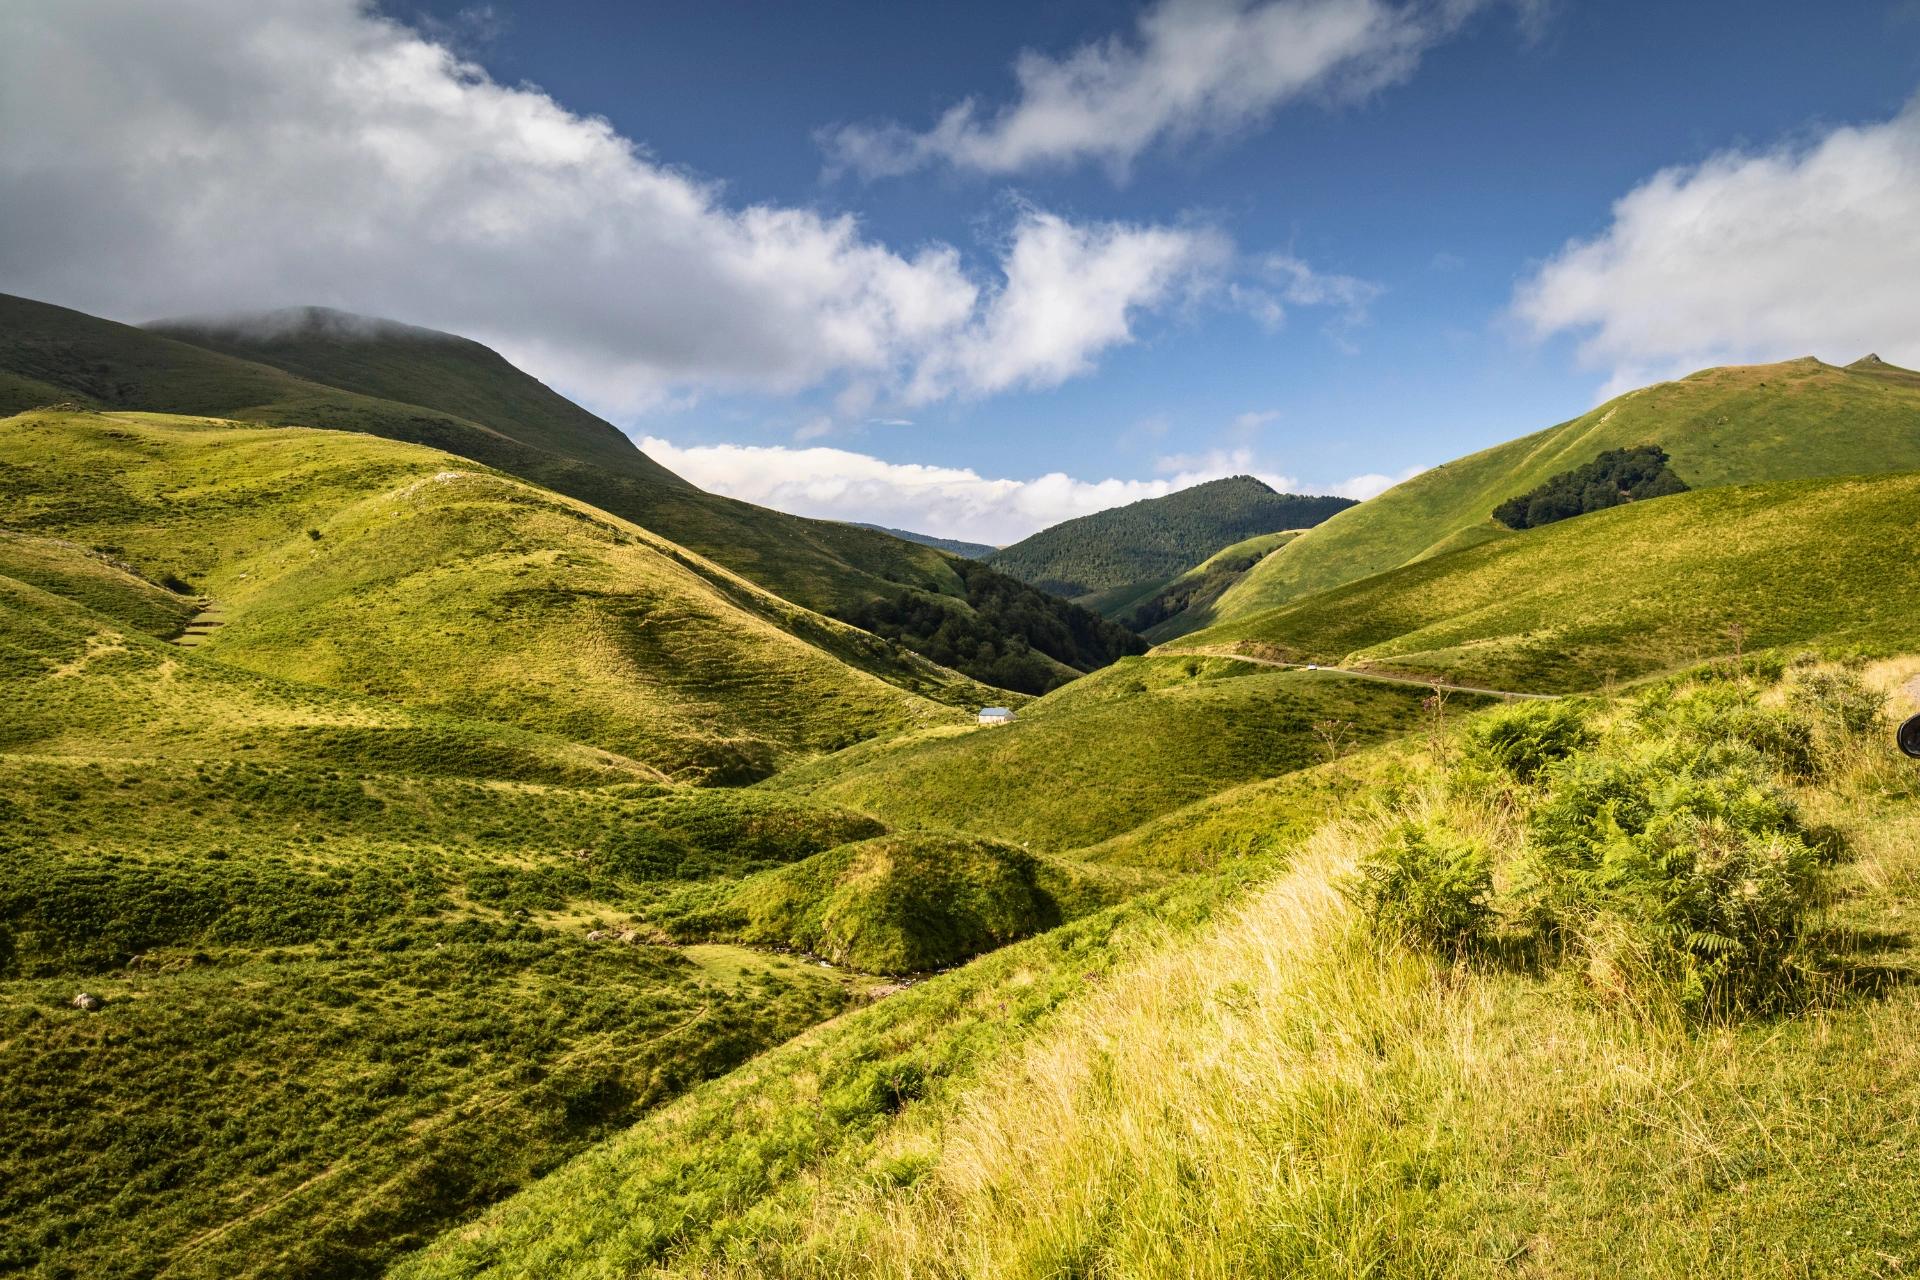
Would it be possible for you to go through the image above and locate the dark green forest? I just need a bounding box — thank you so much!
[986,476,1354,599]
[1492,444,1689,530]
[843,559,1146,695]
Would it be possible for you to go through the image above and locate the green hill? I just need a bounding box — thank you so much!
[1112,529,1302,641]
[650,833,1146,974]
[984,476,1355,603]
[1178,469,1920,693]
[0,408,1010,780]
[767,653,1486,851]
[1205,356,1920,625]
[0,294,1137,692]
[0,524,937,1277]
[851,523,997,559]
[396,659,1920,1279]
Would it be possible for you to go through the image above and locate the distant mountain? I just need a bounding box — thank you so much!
[852,524,997,559]
[0,293,1135,693]
[984,476,1356,604]
[1203,355,1920,627]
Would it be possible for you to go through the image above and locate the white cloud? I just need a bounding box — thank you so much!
[1332,465,1424,499]
[907,209,1230,402]
[1514,97,1920,387]
[639,437,1304,545]
[0,0,1221,413]
[823,0,1511,180]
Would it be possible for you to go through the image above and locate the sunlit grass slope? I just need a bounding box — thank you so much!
[2,293,1134,690]
[1,408,994,779]
[0,543,647,780]
[1208,355,1920,624]
[1,534,942,1277]
[767,653,1485,850]
[652,833,1153,973]
[1181,470,1920,693]
[0,745,898,1278]
[399,662,1920,1280]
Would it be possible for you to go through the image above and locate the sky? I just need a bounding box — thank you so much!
[3,0,1919,543]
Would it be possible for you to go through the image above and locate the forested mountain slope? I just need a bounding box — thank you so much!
[985,475,1353,603]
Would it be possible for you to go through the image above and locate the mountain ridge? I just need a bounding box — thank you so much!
[984,475,1355,605]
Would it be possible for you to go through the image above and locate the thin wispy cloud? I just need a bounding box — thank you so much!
[822,0,1533,181]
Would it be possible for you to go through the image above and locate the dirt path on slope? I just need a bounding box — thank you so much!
[1161,649,1560,701]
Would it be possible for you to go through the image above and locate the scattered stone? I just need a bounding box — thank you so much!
[71,993,103,1012]
[585,929,609,942]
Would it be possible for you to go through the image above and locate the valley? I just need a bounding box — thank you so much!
[5,297,1920,1279]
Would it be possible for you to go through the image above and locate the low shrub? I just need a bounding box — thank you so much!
[1636,683,1818,779]
[1464,701,1593,783]
[1348,819,1493,954]
[1522,741,1822,1014]
[1790,668,1886,739]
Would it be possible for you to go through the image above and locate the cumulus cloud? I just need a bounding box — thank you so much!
[0,0,1222,413]
[823,0,1515,180]
[639,437,1312,545]
[1514,97,1920,391]
[907,210,1230,402]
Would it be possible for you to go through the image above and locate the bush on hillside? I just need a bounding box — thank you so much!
[1521,740,1823,1014]
[1464,701,1593,783]
[1634,682,1818,780]
[842,560,1145,695]
[1349,820,1494,954]
[1492,444,1688,530]
[1789,668,1886,739]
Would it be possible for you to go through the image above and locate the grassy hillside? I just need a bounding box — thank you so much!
[650,833,1149,974]
[767,654,1486,851]
[397,660,1920,1280]
[400,660,1920,1279]
[0,527,963,1278]
[1,293,1136,691]
[1178,470,1920,694]
[1,408,1004,780]
[1110,529,1302,641]
[985,475,1354,602]
[1209,356,1920,624]
[147,306,672,477]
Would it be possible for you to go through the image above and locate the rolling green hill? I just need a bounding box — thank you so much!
[767,653,1486,851]
[1205,356,1920,625]
[0,523,939,1277]
[851,523,997,559]
[984,475,1354,604]
[0,408,1001,780]
[0,294,1137,692]
[1178,469,1920,693]
[396,659,1920,1280]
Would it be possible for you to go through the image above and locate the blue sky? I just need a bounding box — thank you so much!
[5,1,1920,541]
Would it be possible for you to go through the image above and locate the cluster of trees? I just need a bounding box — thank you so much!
[986,476,1355,599]
[843,559,1146,695]
[1493,445,1689,530]
[1114,539,1279,634]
